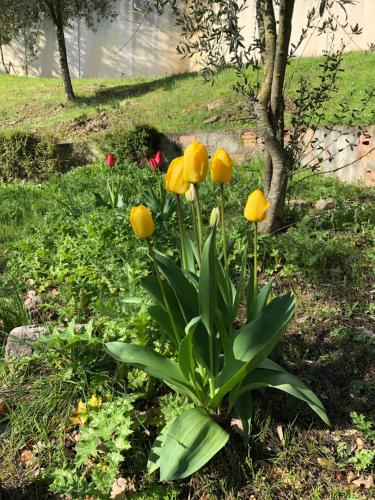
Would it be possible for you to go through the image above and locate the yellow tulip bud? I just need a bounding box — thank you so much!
[210,147,233,183]
[183,141,208,183]
[130,205,155,239]
[165,156,189,194]
[185,184,196,202]
[209,207,220,227]
[244,189,270,222]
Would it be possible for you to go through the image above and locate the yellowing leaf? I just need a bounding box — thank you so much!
[316,457,336,470]
[70,400,89,426]
[87,394,102,410]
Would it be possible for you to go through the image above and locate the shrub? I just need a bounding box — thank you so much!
[99,125,160,167]
[0,132,67,182]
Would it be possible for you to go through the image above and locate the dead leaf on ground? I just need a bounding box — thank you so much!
[276,424,285,445]
[230,417,244,434]
[0,401,8,415]
[336,470,347,481]
[351,475,374,489]
[347,470,358,483]
[316,457,336,470]
[20,450,34,467]
[110,477,136,499]
[356,437,365,450]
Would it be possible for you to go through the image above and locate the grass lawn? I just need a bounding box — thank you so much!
[0,160,374,498]
[0,51,374,141]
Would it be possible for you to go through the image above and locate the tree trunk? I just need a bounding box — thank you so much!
[257,0,276,200]
[256,0,266,64]
[255,101,288,233]
[46,0,75,100]
[0,46,10,74]
[256,0,295,233]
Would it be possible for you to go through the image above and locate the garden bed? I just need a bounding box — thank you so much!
[0,159,374,498]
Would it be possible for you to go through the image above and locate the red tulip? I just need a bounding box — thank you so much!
[105,153,116,168]
[148,157,157,171]
[154,151,164,167]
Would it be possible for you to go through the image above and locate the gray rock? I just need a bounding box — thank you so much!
[288,199,311,207]
[203,115,220,124]
[24,291,42,318]
[207,98,224,111]
[5,325,47,360]
[314,198,337,211]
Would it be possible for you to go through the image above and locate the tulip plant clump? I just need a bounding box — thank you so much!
[94,153,125,209]
[106,141,329,481]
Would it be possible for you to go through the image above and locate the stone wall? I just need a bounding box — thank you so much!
[161,126,375,186]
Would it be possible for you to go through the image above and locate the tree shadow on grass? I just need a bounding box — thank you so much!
[0,481,53,500]
[272,327,374,424]
[75,72,195,107]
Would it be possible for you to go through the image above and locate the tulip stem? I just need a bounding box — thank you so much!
[194,184,204,257]
[190,201,200,267]
[253,222,258,298]
[176,195,187,269]
[147,239,181,346]
[220,183,228,273]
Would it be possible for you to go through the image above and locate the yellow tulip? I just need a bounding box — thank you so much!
[183,141,208,183]
[210,147,233,183]
[244,189,270,222]
[130,205,155,239]
[165,156,189,194]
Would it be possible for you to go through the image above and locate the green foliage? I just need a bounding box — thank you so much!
[99,125,160,167]
[0,286,29,337]
[106,228,329,479]
[0,131,66,182]
[351,412,375,443]
[94,177,125,209]
[141,184,176,224]
[0,158,373,496]
[348,449,375,473]
[32,321,103,376]
[49,396,135,499]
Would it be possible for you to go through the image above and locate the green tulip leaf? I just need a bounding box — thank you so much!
[178,316,201,383]
[210,293,295,408]
[158,408,229,480]
[147,419,174,475]
[231,243,248,324]
[106,342,196,400]
[199,230,217,332]
[148,305,176,345]
[142,276,186,345]
[183,234,196,274]
[239,359,330,426]
[154,251,199,320]
[234,390,253,445]
[247,279,273,322]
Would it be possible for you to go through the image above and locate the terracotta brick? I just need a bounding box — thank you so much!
[179,134,196,146]
[241,131,257,148]
[363,169,375,187]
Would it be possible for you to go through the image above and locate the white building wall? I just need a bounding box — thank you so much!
[1,0,374,79]
[1,0,188,78]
